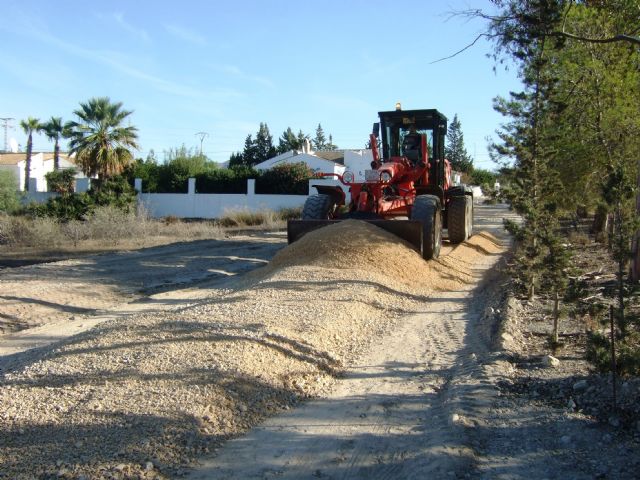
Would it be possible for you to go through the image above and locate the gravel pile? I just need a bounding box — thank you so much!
[0,221,501,479]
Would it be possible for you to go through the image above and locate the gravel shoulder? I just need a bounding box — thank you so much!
[0,231,285,357]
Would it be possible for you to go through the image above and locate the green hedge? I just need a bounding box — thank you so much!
[195,166,257,193]
[127,160,313,195]
[255,162,313,195]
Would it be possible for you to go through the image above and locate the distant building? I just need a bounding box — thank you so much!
[254,145,374,182]
[0,152,81,192]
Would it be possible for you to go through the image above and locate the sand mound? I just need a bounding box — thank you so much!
[254,220,442,292]
[253,220,505,293]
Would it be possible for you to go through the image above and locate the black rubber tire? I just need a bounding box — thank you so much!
[448,196,469,244]
[466,195,474,238]
[448,195,474,243]
[410,194,442,260]
[301,194,335,220]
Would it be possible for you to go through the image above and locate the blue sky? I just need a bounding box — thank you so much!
[1,0,521,170]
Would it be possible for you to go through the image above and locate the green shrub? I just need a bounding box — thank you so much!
[469,168,497,187]
[90,175,137,210]
[0,170,19,213]
[587,329,640,376]
[152,146,219,193]
[255,162,312,195]
[24,193,94,221]
[21,175,136,221]
[124,158,161,193]
[45,168,77,194]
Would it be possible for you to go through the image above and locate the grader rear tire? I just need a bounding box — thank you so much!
[448,195,473,244]
[410,194,442,260]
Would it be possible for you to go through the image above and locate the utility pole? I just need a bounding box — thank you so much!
[0,117,15,152]
[195,131,209,156]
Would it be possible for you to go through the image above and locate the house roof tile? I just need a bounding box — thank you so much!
[0,153,25,165]
[314,150,345,165]
[0,152,74,165]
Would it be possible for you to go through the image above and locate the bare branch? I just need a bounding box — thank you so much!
[430,33,494,64]
[550,31,640,46]
[436,5,639,65]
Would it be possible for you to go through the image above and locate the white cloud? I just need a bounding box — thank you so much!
[164,24,207,46]
[16,28,242,102]
[111,13,151,44]
[210,64,275,89]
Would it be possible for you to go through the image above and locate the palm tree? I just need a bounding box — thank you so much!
[20,117,42,191]
[67,97,139,182]
[42,116,64,170]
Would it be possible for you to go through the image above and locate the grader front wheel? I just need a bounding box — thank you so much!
[410,194,442,260]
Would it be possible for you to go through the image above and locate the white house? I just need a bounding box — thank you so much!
[0,152,80,192]
[254,146,375,181]
[254,148,346,178]
[254,146,377,204]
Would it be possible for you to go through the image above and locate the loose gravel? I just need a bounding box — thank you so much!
[0,220,502,479]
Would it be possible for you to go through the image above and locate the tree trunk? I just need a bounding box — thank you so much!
[618,256,626,335]
[54,140,60,171]
[552,289,559,345]
[631,157,640,282]
[613,205,627,335]
[24,134,32,191]
[592,204,608,238]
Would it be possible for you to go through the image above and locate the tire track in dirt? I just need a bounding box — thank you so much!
[187,206,511,479]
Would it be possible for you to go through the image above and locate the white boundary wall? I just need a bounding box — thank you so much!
[136,178,311,219]
[20,178,344,219]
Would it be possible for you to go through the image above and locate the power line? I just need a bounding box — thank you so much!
[195,131,209,155]
[0,117,15,152]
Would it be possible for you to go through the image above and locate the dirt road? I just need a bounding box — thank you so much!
[187,205,514,479]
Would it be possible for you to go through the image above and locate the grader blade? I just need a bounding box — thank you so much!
[287,220,424,254]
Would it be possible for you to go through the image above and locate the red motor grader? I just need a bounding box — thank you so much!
[287,106,473,259]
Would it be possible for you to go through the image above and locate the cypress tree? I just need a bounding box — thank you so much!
[445,114,473,173]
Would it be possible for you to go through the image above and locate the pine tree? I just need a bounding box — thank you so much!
[255,122,276,163]
[241,134,258,166]
[277,127,300,153]
[488,0,566,301]
[228,152,244,168]
[483,0,640,370]
[445,114,473,173]
[312,123,327,151]
[297,130,309,150]
[325,134,338,151]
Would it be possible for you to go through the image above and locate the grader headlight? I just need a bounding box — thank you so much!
[380,171,392,183]
[342,171,355,183]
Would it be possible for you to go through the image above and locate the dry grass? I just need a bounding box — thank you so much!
[0,206,299,268]
[217,207,294,229]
